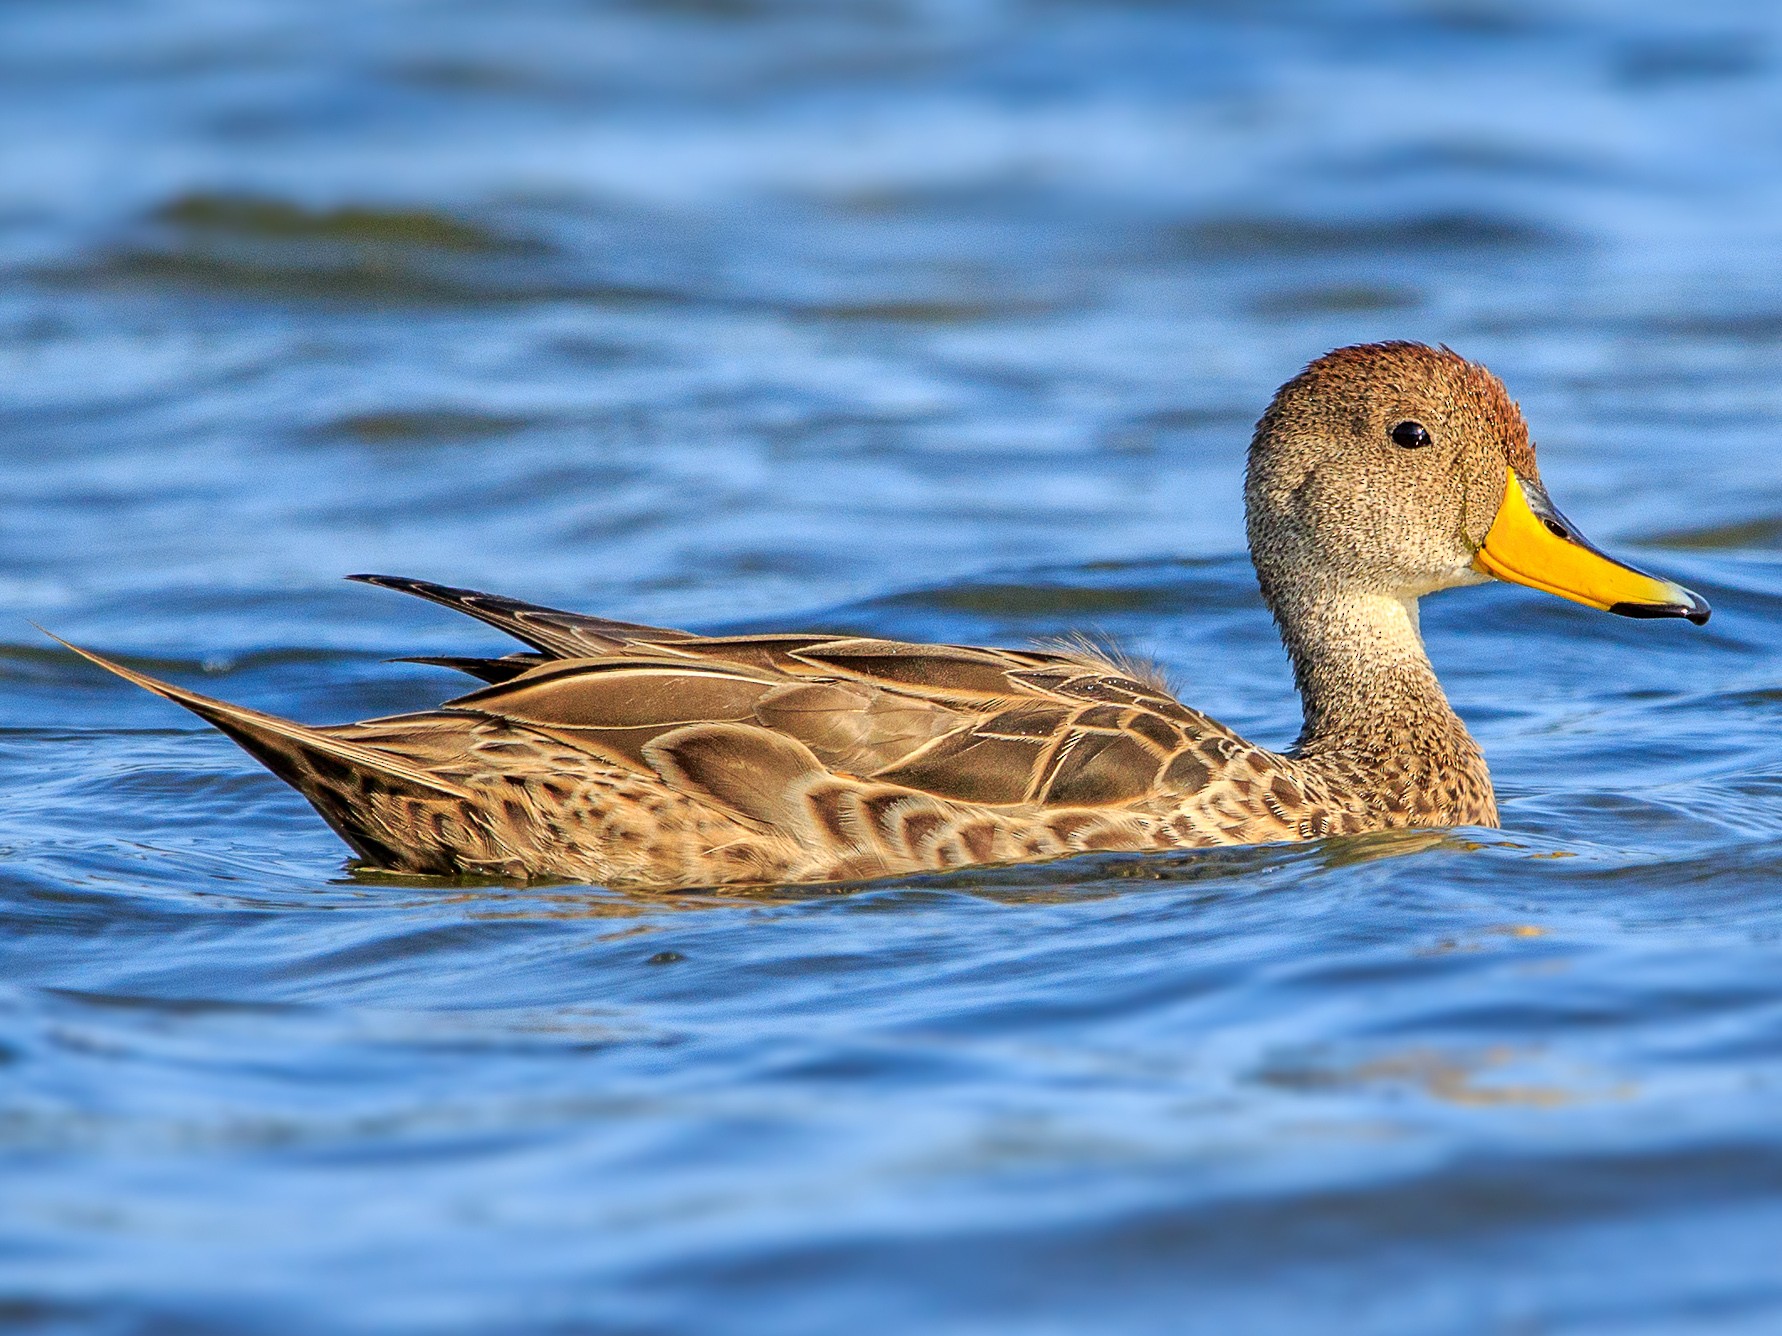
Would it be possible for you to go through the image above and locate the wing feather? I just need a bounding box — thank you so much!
[350,574,694,658]
[351,575,1237,810]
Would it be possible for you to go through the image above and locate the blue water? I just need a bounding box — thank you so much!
[5,2,1782,1332]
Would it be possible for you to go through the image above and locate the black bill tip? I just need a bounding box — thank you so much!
[1609,592,1711,626]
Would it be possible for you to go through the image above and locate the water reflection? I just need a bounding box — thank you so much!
[1257,1044,1633,1110]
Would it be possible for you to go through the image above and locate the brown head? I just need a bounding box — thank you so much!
[1244,341,1709,629]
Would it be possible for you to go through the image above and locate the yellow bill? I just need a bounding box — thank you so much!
[1472,470,1710,624]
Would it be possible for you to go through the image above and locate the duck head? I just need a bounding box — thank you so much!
[1244,341,1709,627]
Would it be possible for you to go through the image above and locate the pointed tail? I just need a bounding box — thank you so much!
[49,633,471,802]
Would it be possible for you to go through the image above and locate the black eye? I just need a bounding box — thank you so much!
[1390,420,1432,449]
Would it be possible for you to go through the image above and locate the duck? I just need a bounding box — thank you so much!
[60,342,1709,889]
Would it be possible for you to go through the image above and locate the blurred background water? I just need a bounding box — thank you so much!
[3,1,1782,1332]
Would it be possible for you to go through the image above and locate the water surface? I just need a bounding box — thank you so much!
[4,2,1782,1332]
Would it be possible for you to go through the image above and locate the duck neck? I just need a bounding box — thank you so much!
[1271,583,1473,762]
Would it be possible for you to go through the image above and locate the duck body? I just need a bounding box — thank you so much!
[66,343,1705,889]
[74,576,1494,888]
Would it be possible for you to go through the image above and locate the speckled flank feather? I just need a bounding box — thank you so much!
[66,343,1567,888]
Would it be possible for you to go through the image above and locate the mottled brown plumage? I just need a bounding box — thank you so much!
[61,342,1707,888]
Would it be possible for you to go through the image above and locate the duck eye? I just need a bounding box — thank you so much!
[1390,420,1432,449]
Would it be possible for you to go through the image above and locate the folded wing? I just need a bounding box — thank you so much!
[360,576,1242,811]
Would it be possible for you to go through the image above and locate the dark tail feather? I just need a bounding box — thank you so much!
[394,653,547,685]
[347,574,694,659]
[50,634,470,803]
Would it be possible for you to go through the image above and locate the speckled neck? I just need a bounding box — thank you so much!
[1272,587,1490,797]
